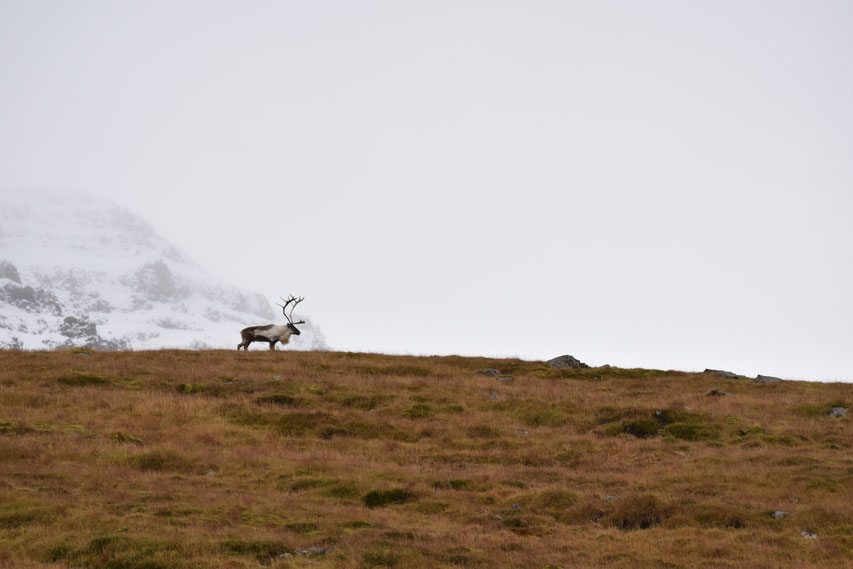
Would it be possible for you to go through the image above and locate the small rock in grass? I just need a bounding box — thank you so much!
[801,531,817,539]
[497,376,514,382]
[771,511,787,519]
[272,375,282,381]
[707,390,732,397]
[754,375,783,383]
[828,406,847,418]
[517,430,528,435]
[296,546,333,556]
[605,496,616,502]
[476,368,500,377]
[204,469,216,476]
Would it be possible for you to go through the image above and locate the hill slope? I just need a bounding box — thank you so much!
[0,189,324,350]
[0,350,850,568]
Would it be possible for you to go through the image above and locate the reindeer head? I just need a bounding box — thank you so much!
[277,295,306,335]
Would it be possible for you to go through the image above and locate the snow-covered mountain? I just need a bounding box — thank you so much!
[0,188,325,350]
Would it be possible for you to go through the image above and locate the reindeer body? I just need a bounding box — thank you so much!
[237,295,305,351]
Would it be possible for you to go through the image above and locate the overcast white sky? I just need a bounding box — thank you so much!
[1,1,852,381]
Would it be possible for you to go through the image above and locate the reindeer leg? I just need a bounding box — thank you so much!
[269,340,278,351]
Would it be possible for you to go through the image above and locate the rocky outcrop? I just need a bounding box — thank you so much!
[0,260,21,283]
[128,260,186,302]
[59,316,98,339]
[57,315,128,350]
[705,369,742,379]
[754,375,783,383]
[546,354,589,369]
[0,280,63,316]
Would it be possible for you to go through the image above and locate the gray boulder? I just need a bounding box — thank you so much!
[546,354,589,369]
[707,390,732,397]
[704,369,741,379]
[754,375,783,383]
[828,407,847,418]
[476,368,500,377]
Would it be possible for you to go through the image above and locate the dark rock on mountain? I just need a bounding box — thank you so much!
[128,260,186,303]
[0,280,63,316]
[0,260,21,283]
[59,316,98,339]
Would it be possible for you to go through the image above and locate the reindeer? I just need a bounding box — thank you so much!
[237,295,306,351]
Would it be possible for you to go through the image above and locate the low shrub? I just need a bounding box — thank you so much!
[693,502,751,529]
[57,374,109,386]
[516,403,569,428]
[431,479,474,491]
[363,489,416,509]
[110,431,143,445]
[604,494,672,530]
[284,521,318,534]
[337,393,394,410]
[128,449,195,473]
[0,420,35,436]
[254,394,306,407]
[0,503,50,528]
[664,423,722,441]
[517,489,579,519]
[223,539,292,561]
[623,419,660,438]
[466,424,500,438]
[403,404,434,419]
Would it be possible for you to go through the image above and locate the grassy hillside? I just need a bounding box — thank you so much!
[0,350,850,568]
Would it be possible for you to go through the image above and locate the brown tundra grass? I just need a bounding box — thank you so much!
[0,349,850,569]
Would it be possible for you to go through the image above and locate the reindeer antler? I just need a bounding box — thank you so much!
[277,295,305,325]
